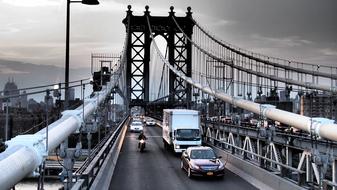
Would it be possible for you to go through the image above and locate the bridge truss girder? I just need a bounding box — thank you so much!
[202,121,337,188]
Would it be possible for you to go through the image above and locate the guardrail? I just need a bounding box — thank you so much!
[72,116,129,189]
[75,121,126,176]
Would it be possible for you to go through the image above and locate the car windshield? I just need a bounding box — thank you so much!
[190,149,216,159]
[176,129,200,141]
[132,122,142,125]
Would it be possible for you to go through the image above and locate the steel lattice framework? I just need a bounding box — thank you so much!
[122,6,194,107]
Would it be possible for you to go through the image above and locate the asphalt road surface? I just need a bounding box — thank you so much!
[109,125,257,190]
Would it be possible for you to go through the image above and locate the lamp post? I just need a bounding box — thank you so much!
[65,0,99,109]
[63,1,99,189]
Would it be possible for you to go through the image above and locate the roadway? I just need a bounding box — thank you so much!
[109,124,257,190]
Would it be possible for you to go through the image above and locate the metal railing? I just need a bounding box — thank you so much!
[72,115,129,189]
[323,180,337,190]
[205,136,306,186]
[203,119,337,153]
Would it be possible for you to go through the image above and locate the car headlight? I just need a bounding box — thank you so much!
[190,163,200,170]
[176,145,180,149]
[218,162,225,170]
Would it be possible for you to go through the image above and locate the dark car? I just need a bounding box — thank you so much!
[180,146,225,178]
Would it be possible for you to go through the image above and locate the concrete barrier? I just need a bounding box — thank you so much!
[211,145,305,190]
[90,121,128,190]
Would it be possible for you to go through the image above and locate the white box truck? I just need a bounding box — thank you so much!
[162,109,202,153]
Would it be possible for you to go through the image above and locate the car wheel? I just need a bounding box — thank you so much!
[218,175,225,180]
[163,140,168,149]
[180,161,184,170]
[187,167,192,178]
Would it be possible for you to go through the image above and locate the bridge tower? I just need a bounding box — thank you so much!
[123,5,194,108]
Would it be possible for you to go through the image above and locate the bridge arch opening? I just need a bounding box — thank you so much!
[149,35,168,101]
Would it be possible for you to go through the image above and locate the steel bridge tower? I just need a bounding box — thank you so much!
[123,5,194,108]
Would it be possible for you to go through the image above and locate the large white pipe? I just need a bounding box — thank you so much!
[147,17,337,142]
[171,63,337,141]
[36,90,105,150]
[0,145,40,189]
[0,80,116,189]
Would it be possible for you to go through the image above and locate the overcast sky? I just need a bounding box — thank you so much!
[0,0,336,71]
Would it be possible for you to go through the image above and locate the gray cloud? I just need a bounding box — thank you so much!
[2,0,61,7]
[0,0,336,72]
[250,34,313,48]
[320,48,337,56]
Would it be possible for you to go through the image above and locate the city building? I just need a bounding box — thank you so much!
[27,98,40,112]
[301,93,337,121]
[1,78,27,110]
[20,91,28,109]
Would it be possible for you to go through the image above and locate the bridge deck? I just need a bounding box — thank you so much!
[109,125,257,190]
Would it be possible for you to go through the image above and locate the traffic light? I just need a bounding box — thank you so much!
[91,66,111,92]
[92,71,102,92]
[101,66,111,85]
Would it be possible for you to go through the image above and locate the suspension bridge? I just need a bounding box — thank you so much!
[1,5,337,190]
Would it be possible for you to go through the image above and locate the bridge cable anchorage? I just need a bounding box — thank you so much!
[191,18,337,80]
[146,15,337,142]
[171,16,336,93]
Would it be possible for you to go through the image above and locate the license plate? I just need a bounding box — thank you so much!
[207,172,213,176]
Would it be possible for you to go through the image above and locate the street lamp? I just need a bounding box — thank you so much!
[64,0,99,109]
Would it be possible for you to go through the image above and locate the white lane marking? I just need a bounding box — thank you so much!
[125,135,162,138]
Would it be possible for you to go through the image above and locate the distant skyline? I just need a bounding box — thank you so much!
[0,0,336,76]
[0,59,91,102]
